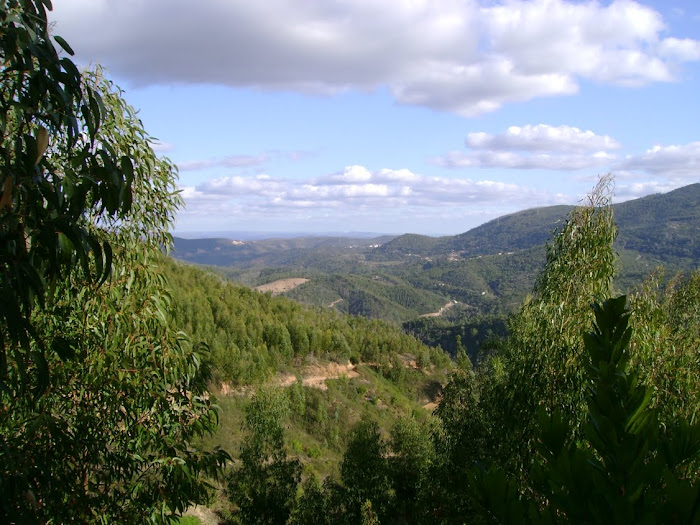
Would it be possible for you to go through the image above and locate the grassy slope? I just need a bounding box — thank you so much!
[165,260,452,480]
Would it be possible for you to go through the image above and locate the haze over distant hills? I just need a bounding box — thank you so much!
[171,183,698,326]
[174,230,396,241]
[174,183,698,265]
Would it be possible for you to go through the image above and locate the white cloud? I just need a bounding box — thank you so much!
[50,0,700,116]
[198,174,286,197]
[614,180,681,201]
[435,124,620,170]
[658,38,700,62]
[466,125,621,152]
[437,150,616,170]
[185,166,554,217]
[618,142,700,176]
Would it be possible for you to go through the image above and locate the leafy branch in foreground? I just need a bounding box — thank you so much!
[472,296,700,524]
[1,2,229,522]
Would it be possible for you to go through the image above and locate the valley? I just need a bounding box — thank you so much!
[172,183,699,363]
[164,182,699,522]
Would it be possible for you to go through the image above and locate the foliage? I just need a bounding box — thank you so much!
[0,0,140,396]
[471,296,700,524]
[0,3,227,521]
[628,269,700,427]
[340,417,392,522]
[388,416,436,521]
[479,175,617,476]
[226,388,301,524]
[172,183,699,334]
[404,314,507,365]
[165,259,448,386]
[198,176,697,523]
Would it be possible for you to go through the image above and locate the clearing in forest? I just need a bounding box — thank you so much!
[255,278,309,295]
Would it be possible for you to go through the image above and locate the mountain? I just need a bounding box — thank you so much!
[435,204,573,256]
[615,183,700,261]
[378,183,699,261]
[171,184,699,326]
[172,235,395,268]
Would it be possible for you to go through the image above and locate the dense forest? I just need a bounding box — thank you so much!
[1,2,698,524]
[171,182,698,366]
[184,177,699,524]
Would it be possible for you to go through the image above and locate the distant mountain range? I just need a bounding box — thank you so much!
[375,183,699,262]
[174,183,698,266]
[171,183,699,324]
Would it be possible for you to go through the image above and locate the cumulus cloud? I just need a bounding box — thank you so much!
[614,180,681,201]
[436,124,620,170]
[618,142,700,177]
[658,38,700,62]
[466,125,621,152]
[438,150,616,170]
[183,165,553,218]
[50,0,700,116]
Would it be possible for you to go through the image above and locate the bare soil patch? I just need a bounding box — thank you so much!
[183,505,220,525]
[255,278,309,295]
[274,361,359,391]
[217,361,360,396]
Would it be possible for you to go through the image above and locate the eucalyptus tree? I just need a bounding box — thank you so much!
[481,175,617,474]
[1,2,227,522]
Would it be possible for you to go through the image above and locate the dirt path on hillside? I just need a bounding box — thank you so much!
[255,278,309,295]
[275,361,359,391]
[419,300,458,318]
[327,298,343,308]
[219,361,360,396]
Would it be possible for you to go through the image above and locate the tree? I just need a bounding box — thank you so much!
[1,0,134,395]
[227,388,301,524]
[628,269,700,427]
[340,418,391,523]
[471,297,700,524]
[481,175,617,475]
[289,475,332,525]
[1,2,227,521]
[388,417,436,522]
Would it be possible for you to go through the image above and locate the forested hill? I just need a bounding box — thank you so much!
[174,183,699,267]
[615,182,700,260]
[172,234,395,267]
[377,182,699,260]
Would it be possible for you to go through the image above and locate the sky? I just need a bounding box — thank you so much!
[49,0,700,237]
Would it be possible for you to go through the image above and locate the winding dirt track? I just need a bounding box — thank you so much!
[419,300,458,318]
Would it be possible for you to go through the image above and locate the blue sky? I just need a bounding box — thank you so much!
[51,0,700,236]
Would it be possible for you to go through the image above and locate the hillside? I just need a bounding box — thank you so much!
[170,184,699,335]
[173,235,394,268]
[615,183,700,261]
[431,204,572,257]
[163,260,453,486]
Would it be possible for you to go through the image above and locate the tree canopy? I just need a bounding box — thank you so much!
[1,2,227,522]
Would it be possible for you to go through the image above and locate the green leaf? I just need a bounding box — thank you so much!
[53,35,74,55]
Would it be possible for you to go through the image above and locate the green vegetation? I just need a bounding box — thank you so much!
[471,296,699,524]
[165,260,451,386]
[1,3,225,522]
[179,177,698,523]
[2,2,697,523]
[172,184,699,362]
